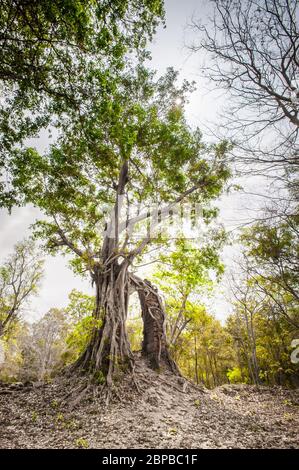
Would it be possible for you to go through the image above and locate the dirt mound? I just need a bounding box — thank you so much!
[0,356,298,449]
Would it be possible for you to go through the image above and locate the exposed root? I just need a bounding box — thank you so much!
[61,361,146,409]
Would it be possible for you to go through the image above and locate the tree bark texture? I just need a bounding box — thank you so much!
[130,275,178,374]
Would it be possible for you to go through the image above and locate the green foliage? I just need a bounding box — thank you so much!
[127,316,143,352]
[153,236,225,298]
[93,370,106,385]
[11,64,230,283]
[51,400,59,409]
[65,289,95,322]
[0,1,165,208]
[176,307,234,388]
[145,235,234,388]
[62,289,101,363]
[31,411,38,423]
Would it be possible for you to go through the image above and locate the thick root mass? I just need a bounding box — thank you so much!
[73,267,179,390]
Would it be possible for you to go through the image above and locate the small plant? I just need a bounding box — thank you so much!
[51,399,59,409]
[194,399,201,407]
[211,393,219,401]
[75,437,89,449]
[66,419,78,431]
[283,412,294,421]
[31,411,38,422]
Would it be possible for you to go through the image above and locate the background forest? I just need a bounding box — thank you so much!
[1,225,298,389]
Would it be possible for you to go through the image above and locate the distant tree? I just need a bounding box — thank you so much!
[0,239,44,337]
[21,308,69,381]
[226,279,299,387]
[64,289,100,363]
[12,66,231,386]
[228,272,264,385]
[0,320,30,382]
[1,290,98,382]
[190,0,299,171]
[171,302,234,388]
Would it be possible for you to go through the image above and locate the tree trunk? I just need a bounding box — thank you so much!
[194,336,199,385]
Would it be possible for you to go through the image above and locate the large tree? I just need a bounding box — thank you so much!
[11,67,230,386]
[0,0,164,208]
[240,207,299,329]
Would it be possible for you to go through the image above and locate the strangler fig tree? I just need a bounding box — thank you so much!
[11,66,231,385]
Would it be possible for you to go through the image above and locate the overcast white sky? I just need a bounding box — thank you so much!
[0,0,268,323]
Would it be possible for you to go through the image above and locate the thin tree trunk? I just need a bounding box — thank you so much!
[194,336,199,385]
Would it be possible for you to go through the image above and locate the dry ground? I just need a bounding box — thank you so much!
[0,356,298,449]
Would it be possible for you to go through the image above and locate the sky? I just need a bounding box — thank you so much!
[0,0,268,323]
